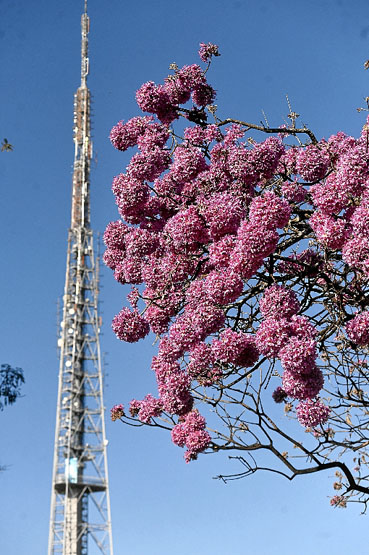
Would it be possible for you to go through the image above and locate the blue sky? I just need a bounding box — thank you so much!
[2,0,369,553]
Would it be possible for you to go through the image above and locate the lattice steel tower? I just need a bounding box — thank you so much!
[48,3,113,553]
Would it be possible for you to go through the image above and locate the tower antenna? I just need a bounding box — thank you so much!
[48,4,113,553]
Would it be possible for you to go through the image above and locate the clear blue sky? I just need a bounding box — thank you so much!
[2,1,369,553]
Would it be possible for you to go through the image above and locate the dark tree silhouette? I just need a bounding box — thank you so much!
[0,364,24,410]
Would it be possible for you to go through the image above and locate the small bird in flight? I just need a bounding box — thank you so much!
[1,139,13,152]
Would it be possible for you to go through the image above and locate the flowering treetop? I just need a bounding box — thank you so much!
[106,42,369,510]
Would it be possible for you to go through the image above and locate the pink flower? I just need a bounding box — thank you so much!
[136,81,168,113]
[350,202,369,237]
[127,147,170,182]
[202,192,245,240]
[255,318,291,358]
[113,175,149,223]
[184,409,207,432]
[192,83,216,107]
[124,228,158,257]
[129,399,141,417]
[259,284,300,320]
[208,235,236,268]
[137,122,169,151]
[117,257,143,284]
[112,308,150,342]
[310,174,350,216]
[249,137,285,182]
[171,423,187,447]
[309,210,350,250]
[212,329,259,367]
[278,147,298,174]
[282,366,324,400]
[110,116,153,151]
[103,247,125,271]
[204,270,244,305]
[342,236,369,275]
[198,42,220,63]
[136,394,163,423]
[248,191,291,230]
[184,125,207,145]
[281,180,307,203]
[185,429,211,454]
[144,304,171,335]
[296,143,330,182]
[187,342,221,386]
[158,370,193,415]
[231,223,279,280]
[296,399,330,427]
[279,337,317,375]
[171,409,211,461]
[110,404,124,421]
[289,315,318,340]
[223,124,245,145]
[164,206,209,251]
[103,220,129,250]
[127,287,140,308]
[328,132,356,158]
[346,311,369,346]
[171,145,208,183]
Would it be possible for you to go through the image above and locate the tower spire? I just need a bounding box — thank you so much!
[48,4,113,554]
[80,2,89,88]
[71,1,91,229]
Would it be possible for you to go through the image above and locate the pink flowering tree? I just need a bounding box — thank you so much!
[106,43,369,510]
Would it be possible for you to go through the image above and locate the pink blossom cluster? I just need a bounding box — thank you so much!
[150,356,194,416]
[212,329,259,367]
[203,270,244,305]
[346,311,369,346]
[296,398,330,428]
[110,404,125,421]
[184,124,222,145]
[136,62,216,125]
[309,210,349,250]
[112,308,150,343]
[226,190,289,281]
[342,199,369,276]
[128,394,163,424]
[202,192,245,240]
[256,285,300,357]
[104,220,129,250]
[187,342,221,386]
[171,409,211,462]
[295,143,331,182]
[305,135,369,275]
[282,366,324,401]
[104,46,369,460]
[259,284,300,319]
[281,180,307,203]
[256,286,328,424]
[164,205,209,252]
[110,116,156,151]
[198,42,220,63]
[227,137,285,184]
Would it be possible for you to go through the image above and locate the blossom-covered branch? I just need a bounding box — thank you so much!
[105,42,369,509]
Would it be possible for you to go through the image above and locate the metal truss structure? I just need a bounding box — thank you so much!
[48,3,113,553]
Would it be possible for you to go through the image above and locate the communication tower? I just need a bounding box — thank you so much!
[48,3,113,553]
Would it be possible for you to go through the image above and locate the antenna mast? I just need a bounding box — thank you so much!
[48,3,113,553]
